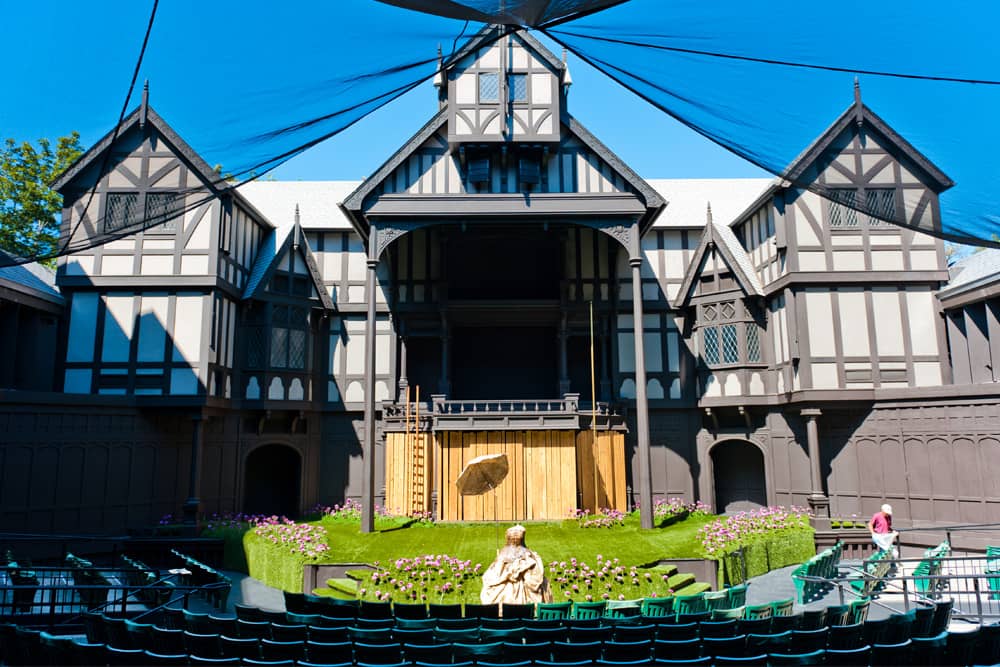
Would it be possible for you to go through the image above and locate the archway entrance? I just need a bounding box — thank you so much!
[244,444,301,517]
[711,440,766,513]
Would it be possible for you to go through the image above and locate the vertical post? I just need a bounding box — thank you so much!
[361,229,379,533]
[558,312,570,395]
[439,313,451,396]
[182,415,204,527]
[397,333,409,402]
[802,408,830,529]
[599,316,611,401]
[629,223,653,530]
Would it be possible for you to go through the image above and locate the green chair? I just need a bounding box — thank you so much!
[711,606,744,621]
[743,602,773,621]
[825,604,851,626]
[673,592,706,616]
[884,610,915,644]
[640,596,674,618]
[849,598,870,624]
[827,623,864,650]
[572,600,607,619]
[797,608,826,631]
[536,601,572,620]
[768,649,826,665]
[725,583,748,608]
[870,639,913,665]
[825,645,871,666]
[703,590,730,611]
[944,628,979,666]
[909,630,948,666]
[771,598,795,617]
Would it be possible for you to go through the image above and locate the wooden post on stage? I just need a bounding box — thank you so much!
[590,300,598,511]
[629,221,654,529]
[361,228,379,533]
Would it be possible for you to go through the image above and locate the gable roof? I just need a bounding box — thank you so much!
[0,251,63,306]
[674,216,764,309]
[243,221,334,310]
[53,104,228,195]
[448,24,565,75]
[341,110,665,234]
[782,96,953,192]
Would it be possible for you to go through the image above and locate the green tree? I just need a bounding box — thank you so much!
[0,132,84,264]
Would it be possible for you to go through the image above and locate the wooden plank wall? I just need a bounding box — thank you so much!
[384,432,432,515]
[428,430,626,521]
[576,430,627,513]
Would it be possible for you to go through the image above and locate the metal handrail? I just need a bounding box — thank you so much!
[792,553,1000,623]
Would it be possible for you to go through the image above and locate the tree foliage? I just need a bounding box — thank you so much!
[0,133,84,263]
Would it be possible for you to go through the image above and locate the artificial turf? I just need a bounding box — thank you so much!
[314,513,719,568]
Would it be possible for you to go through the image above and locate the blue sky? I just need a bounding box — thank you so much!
[4,1,999,246]
[2,1,765,181]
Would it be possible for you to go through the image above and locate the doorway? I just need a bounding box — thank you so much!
[711,439,766,513]
[244,444,301,517]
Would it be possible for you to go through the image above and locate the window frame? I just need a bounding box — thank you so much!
[695,298,766,369]
[827,186,900,234]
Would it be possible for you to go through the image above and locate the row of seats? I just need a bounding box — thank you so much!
[281,586,749,624]
[169,550,231,610]
[792,543,842,604]
[3,623,999,666]
[911,542,950,597]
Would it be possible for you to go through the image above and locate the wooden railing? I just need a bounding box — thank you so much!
[381,394,620,432]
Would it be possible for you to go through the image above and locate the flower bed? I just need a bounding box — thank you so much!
[245,517,330,592]
[569,508,626,528]
[356,554,482,603]
[653,498,712,526]
[547,555,678,601]
[697,506,815,586]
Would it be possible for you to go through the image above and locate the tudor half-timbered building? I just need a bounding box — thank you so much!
[1,27,998,535]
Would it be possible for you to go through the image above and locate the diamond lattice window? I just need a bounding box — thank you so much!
[145,192,182,233]
[247,327,265,368]
[829,189,859,228]
[270,328,288,368]
[103,193,138,234]
[479,72,499,103]
[722,324,739,364]
[509,74,527,102]
[866,188,896,227]
[289,330,306,369]
[703,327,720,365]
[747,323,761,362]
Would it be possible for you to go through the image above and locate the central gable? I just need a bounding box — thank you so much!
[447,26,564,143]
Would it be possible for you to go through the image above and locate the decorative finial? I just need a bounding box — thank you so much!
[562,48,568,65]
[562,49,573,91]
[854,76,864,127]
[140,80,149,128]
[706,201,713,225]
[293,206,301,250]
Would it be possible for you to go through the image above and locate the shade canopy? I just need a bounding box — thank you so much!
[456,453,510,496]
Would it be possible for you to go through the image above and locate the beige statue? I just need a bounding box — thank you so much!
[480,524,552,608]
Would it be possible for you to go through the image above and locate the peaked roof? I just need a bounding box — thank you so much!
[243,221,335,310]
[674,217,764,309]
[341,110,665,234]
[0,250,63,305]
[782,96,953,192]
[53,104,228,195]
[449,24,565,75]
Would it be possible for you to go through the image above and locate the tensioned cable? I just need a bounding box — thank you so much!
[57,0,161,261]
[548,28,1000,86]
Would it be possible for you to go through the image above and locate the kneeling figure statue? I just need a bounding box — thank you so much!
[480,524,552,606]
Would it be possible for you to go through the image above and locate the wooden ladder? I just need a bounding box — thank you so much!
[407,386,428,514]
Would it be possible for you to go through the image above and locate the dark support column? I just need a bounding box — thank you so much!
[439,314,451,397]
[629,227,654,530]
[0,303,20,388]
[397,334,408,402]
[361,235,379,533]
[802,408,831,529]
[558,313,570,396]
[599,316,611,401]
[182,415,205,527]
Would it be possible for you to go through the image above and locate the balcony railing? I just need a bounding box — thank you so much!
[381,394,621,432]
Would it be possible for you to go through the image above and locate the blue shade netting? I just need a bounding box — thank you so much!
[5,0,1000,266]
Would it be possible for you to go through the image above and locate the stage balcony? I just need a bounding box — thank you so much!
[380,393,626,433]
